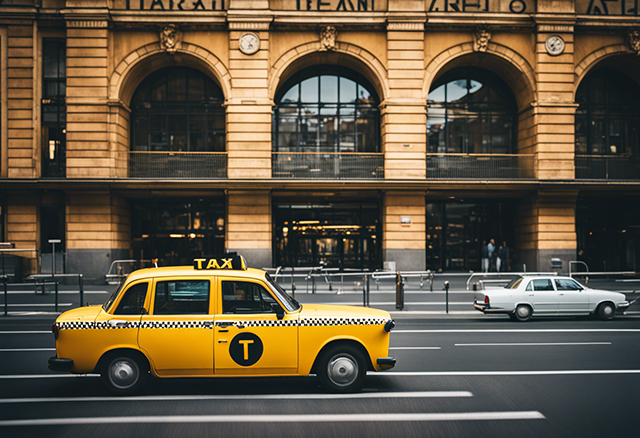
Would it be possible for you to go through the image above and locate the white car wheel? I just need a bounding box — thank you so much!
[597,302,616,321]
[514,305,532,322]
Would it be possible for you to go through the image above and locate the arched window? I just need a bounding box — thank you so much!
[273,67,380,153]
[130,67,225,152]
[427,67,517,154]
[575,68,640,157]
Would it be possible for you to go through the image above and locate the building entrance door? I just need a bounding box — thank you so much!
[131,198,225,267]
[274,202,381,270]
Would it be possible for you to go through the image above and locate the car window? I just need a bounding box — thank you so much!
[525,281,533,291]
[555,279,582,291]
[114,282,149,315]
[153,280,210,315]
[532,279,554,291]
[222,281,276,314]
[505,278,523,289]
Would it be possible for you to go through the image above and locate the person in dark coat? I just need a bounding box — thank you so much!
[499,241,510,272]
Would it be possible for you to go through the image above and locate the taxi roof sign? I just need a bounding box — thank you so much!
[194,255,247,271]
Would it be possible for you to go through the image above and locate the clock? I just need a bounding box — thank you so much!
[239,33,260,55]
[545,35,565,56]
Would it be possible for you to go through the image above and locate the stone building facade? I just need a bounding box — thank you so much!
[0,0,639,282]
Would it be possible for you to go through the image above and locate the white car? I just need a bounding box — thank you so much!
[473,276,631,321]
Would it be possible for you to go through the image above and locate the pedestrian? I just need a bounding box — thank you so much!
[487,239,495,272]
[499,241,510,272]
[496,243,502,272]
[481,240,489,273]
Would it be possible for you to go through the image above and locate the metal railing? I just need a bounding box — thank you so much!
[426,153,535,179]
[272,152,384,179]
[129,152,227,179]
[575,155,640,180]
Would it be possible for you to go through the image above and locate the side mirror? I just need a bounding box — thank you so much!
[270,302,285,320]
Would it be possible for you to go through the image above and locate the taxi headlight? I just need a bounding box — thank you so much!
[384,319,395,333]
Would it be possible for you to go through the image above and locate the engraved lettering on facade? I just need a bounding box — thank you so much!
[126,0,224,10]
[296,0,375,10]
[583,0,639,15]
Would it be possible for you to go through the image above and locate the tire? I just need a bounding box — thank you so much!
[514,304,532,322]
[102,352,149,395]
[317,345,367,393]
[597,302,616,321]
[508,313,518,321]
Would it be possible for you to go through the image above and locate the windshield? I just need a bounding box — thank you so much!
[265,272,301,312]
[505,277,523,289]
[102,275,129,312]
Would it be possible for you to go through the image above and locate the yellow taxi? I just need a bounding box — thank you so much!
[49,255,396,393]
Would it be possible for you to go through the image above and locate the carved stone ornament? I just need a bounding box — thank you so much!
[474,28,492,53]
[319,26,338,51]
[628,29,640,55]
[160,24,180,55]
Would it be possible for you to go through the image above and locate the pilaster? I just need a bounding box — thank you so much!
[383,191,425,271]
[226,190,272,268]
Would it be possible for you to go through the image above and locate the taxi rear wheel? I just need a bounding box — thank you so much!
[317,345,367,393]
[102,352,149,395]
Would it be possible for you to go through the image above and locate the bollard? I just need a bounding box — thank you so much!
[396,272,404,310]
[444,281,450,314]
[3,278,7,316]
[55,281,59,313]
[365,274,370,307]
[79,274,84,307]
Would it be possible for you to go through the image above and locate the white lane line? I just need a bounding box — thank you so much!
[0,411,545,426]
[390,311,479,315]
[373,370,640,376]
[394,329,640,333]
[0,374,99,379]
[0,348,55,352]
[0,331,51,334]
[5,291,107,295]
[1,303,72,307]
[0,391,473,404]
[325,302,471,306]
[454,342,612,347]
[390,347,441,350]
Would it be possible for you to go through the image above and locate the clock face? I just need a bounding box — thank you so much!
[545,35,565,56]
[239,33,260,55]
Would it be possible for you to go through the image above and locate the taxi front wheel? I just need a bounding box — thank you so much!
[317,345,367,393]
[101,352,149,395]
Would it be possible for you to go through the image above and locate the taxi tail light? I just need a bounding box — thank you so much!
[484,295,490,305]
[52,323,59,340]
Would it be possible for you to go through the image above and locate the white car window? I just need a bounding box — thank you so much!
[532,279,554,291]
[555,279,582,291]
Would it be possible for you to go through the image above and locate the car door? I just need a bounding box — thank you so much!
[555,278,590,312]
[214,277,298,376]
[138,277,214,377]
[525,279,558,313]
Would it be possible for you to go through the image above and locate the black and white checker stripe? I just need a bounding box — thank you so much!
[57,316,390,331]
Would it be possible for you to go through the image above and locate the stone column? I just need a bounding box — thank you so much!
[64,3,112,178]
[383,18,426,179]
[383,191,425,271]
[515,191,577,272]
[226,190,272,269]
[6,193,38,273]
[66,192,130,283]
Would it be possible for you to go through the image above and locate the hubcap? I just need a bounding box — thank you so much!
[517,306,530,318]
[109,358,138,390]
[603,305,614,316]
[327,354,358,387]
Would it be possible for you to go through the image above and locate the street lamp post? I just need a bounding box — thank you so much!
[48,239,61,277]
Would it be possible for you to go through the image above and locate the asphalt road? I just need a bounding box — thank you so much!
[1,285,639,437]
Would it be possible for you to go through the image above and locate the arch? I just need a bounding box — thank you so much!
[109,42,231,106]
[574,44,638,96]
[424,42,536,112]
[269,41,389,103]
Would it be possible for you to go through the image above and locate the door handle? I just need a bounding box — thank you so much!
[108,319,128,328]
[218,339,228,344]
[218,321,234,328]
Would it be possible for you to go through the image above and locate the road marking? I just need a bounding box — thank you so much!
[5,291,107,295]
[0,411,545,426]
[394,329,640,333]
[390,311,479,315]
[326,302,471,306]
[0,331,51,334]
[373,370,640,376]
[0,374,99,379]
[454,342,612,347]
[0,391,473,404]
[1,303,72,307]
[0,348,55,352]
[389,347,441,350]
